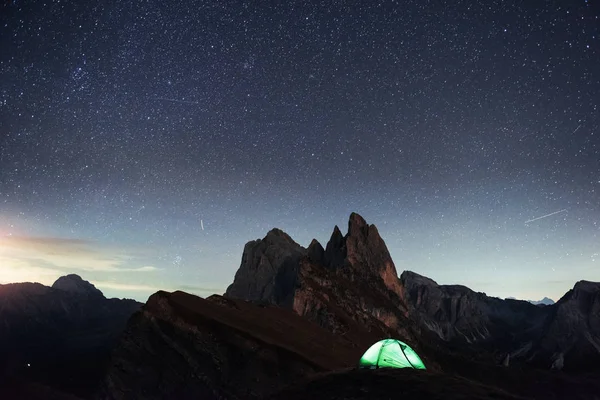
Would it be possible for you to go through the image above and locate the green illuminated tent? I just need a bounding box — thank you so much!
[358,338,426,370]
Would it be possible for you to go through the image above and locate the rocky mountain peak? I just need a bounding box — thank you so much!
[573,280,600,294]
[225,228,306,305]
[324,225,346,268]
[264,227,298,244]
[348,212,368,235]
[400,271,439,288]
[342,213,402,294]
[227,213,406,305]
[52,274,104,298]
[307,238,326,266]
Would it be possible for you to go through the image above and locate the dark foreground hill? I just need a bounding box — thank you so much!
[99,290,374,399]
[268,368,528,400]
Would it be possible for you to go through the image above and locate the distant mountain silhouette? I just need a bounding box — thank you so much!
[505,296,555,306]
[529,297,555,306]
[0,275,141,398]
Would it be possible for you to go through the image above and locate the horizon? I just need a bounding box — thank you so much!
[1,1,598,303]
[1,212,593,303]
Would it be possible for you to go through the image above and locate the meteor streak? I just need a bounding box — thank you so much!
[525,209,567,224]
[154,97,200,105]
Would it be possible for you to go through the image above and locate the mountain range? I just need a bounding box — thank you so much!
[1,213,599,399]
[506,297,556,306]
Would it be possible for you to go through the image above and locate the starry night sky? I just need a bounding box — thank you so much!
[1,0,599,302]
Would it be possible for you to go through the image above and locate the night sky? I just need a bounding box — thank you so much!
[1,0,599,302]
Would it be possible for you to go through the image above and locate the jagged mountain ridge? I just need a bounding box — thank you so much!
[226,212,417,352]
[225,212,600,372]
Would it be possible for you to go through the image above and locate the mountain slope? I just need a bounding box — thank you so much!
[99,290,369,400]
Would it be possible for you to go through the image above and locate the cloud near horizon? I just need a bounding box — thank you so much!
[94,281,225,294]
[0,234,159,286]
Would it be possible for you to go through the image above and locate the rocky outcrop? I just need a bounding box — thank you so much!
[0,277,141,398]
[99,290,366,400]
[323,225,345,269]
[306,239,325,266]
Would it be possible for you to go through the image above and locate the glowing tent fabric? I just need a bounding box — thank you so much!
[358,339,426,369]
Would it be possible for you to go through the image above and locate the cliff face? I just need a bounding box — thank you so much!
[339,213,404,296]
[397,273,600,372]
[225,228,307,307]
[399,271,549,348]
[99,291,366,400]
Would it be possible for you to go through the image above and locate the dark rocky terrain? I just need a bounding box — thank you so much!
[0,275,141,398]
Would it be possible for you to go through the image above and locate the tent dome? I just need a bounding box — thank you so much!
[358,338,426,370]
